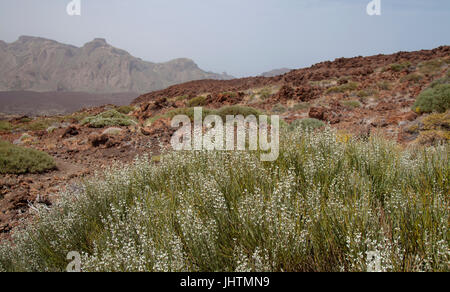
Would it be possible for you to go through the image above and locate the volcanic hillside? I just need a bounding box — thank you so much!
[0,46,449,236]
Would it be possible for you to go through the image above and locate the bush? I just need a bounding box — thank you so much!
[401,73,424,83]
[81,110,137,128]
[356,89,377,98]
[413,84,450,114]
[341,100,361,109]
[19,117,32,123]
[326,82,359,94]
[23,120,52,131]
[0,140,56,174]
[187,96,207,107]
[0,121,12,132]
[116,106,134,115]
[377,81,392,91]
[0,130,448,272]
[388,62,411,72]
[258,88,273,100]
[292,102,310,111]
[175,95,189,101]
[289,118,325,131]
[271,103,287,114]
[418,59,445,75]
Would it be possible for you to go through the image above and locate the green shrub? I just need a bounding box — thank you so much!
[1,130,448,272]
[401,73,424,83]
[388,62,411,72]
[81,110,137,128]
[0,140,56,174]
[418,59,445,75]
[0,121,12,132]
[258,88,273,100]
[341,100,362,109]
[377,81,392,91]
[63,112,90,122]
[187,96,207,107]
[289,118,325,131]
[23,120,52,131]
[413,84,450,114]
[271,103,287,114]
[116,106,134,115]
[356,89,376,98]
[292,102,310,111]
[326,82,359,94]
[19,117,32,123]
[175,95,189,101]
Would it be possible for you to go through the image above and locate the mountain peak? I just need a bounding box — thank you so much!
[92,38,108,44]
[84,38,109,47]
[17,35,51,43]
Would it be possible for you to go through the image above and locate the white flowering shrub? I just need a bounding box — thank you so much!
[0,128,448,272]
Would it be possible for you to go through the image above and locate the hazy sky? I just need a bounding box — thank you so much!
[0,0,449,77]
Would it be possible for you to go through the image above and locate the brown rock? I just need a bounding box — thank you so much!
[62,125,80,138]
[88,133,109,147]
[309,107,326,120]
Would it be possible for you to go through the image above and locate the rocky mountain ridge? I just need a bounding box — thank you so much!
[0,36,233,94]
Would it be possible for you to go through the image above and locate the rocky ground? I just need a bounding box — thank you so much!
[0,46,449,238]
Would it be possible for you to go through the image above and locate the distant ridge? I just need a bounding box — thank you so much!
[0,36,233,94]
[260,68,292,77]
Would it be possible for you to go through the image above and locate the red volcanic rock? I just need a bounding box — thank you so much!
[276,85,295,101]
[309,107,326,120]
[62,125,80,139]
[88,132,108,147]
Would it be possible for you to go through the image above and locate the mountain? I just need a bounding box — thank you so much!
[0,36,233,94]
[260,68,292,77]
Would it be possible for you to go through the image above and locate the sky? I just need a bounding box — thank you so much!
[0,0,449,77]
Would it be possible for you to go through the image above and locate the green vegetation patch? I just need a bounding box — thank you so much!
[388,62,411,72]
[0,140,56,174]
[356,89,377,98]
[116,105,135,115]
[187,96,207,107]
[1,130,448,272]
[0,121,12,132]
[271,103,287,114]
[325,82,359,94]
[292,102,311,111]
[258,88,273,100]
[418,59,446,75]
[377,81,392,91]
[413,81,450,114]
[341,100,362,109]
[81,110,137,128]
[401,73,424,83]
